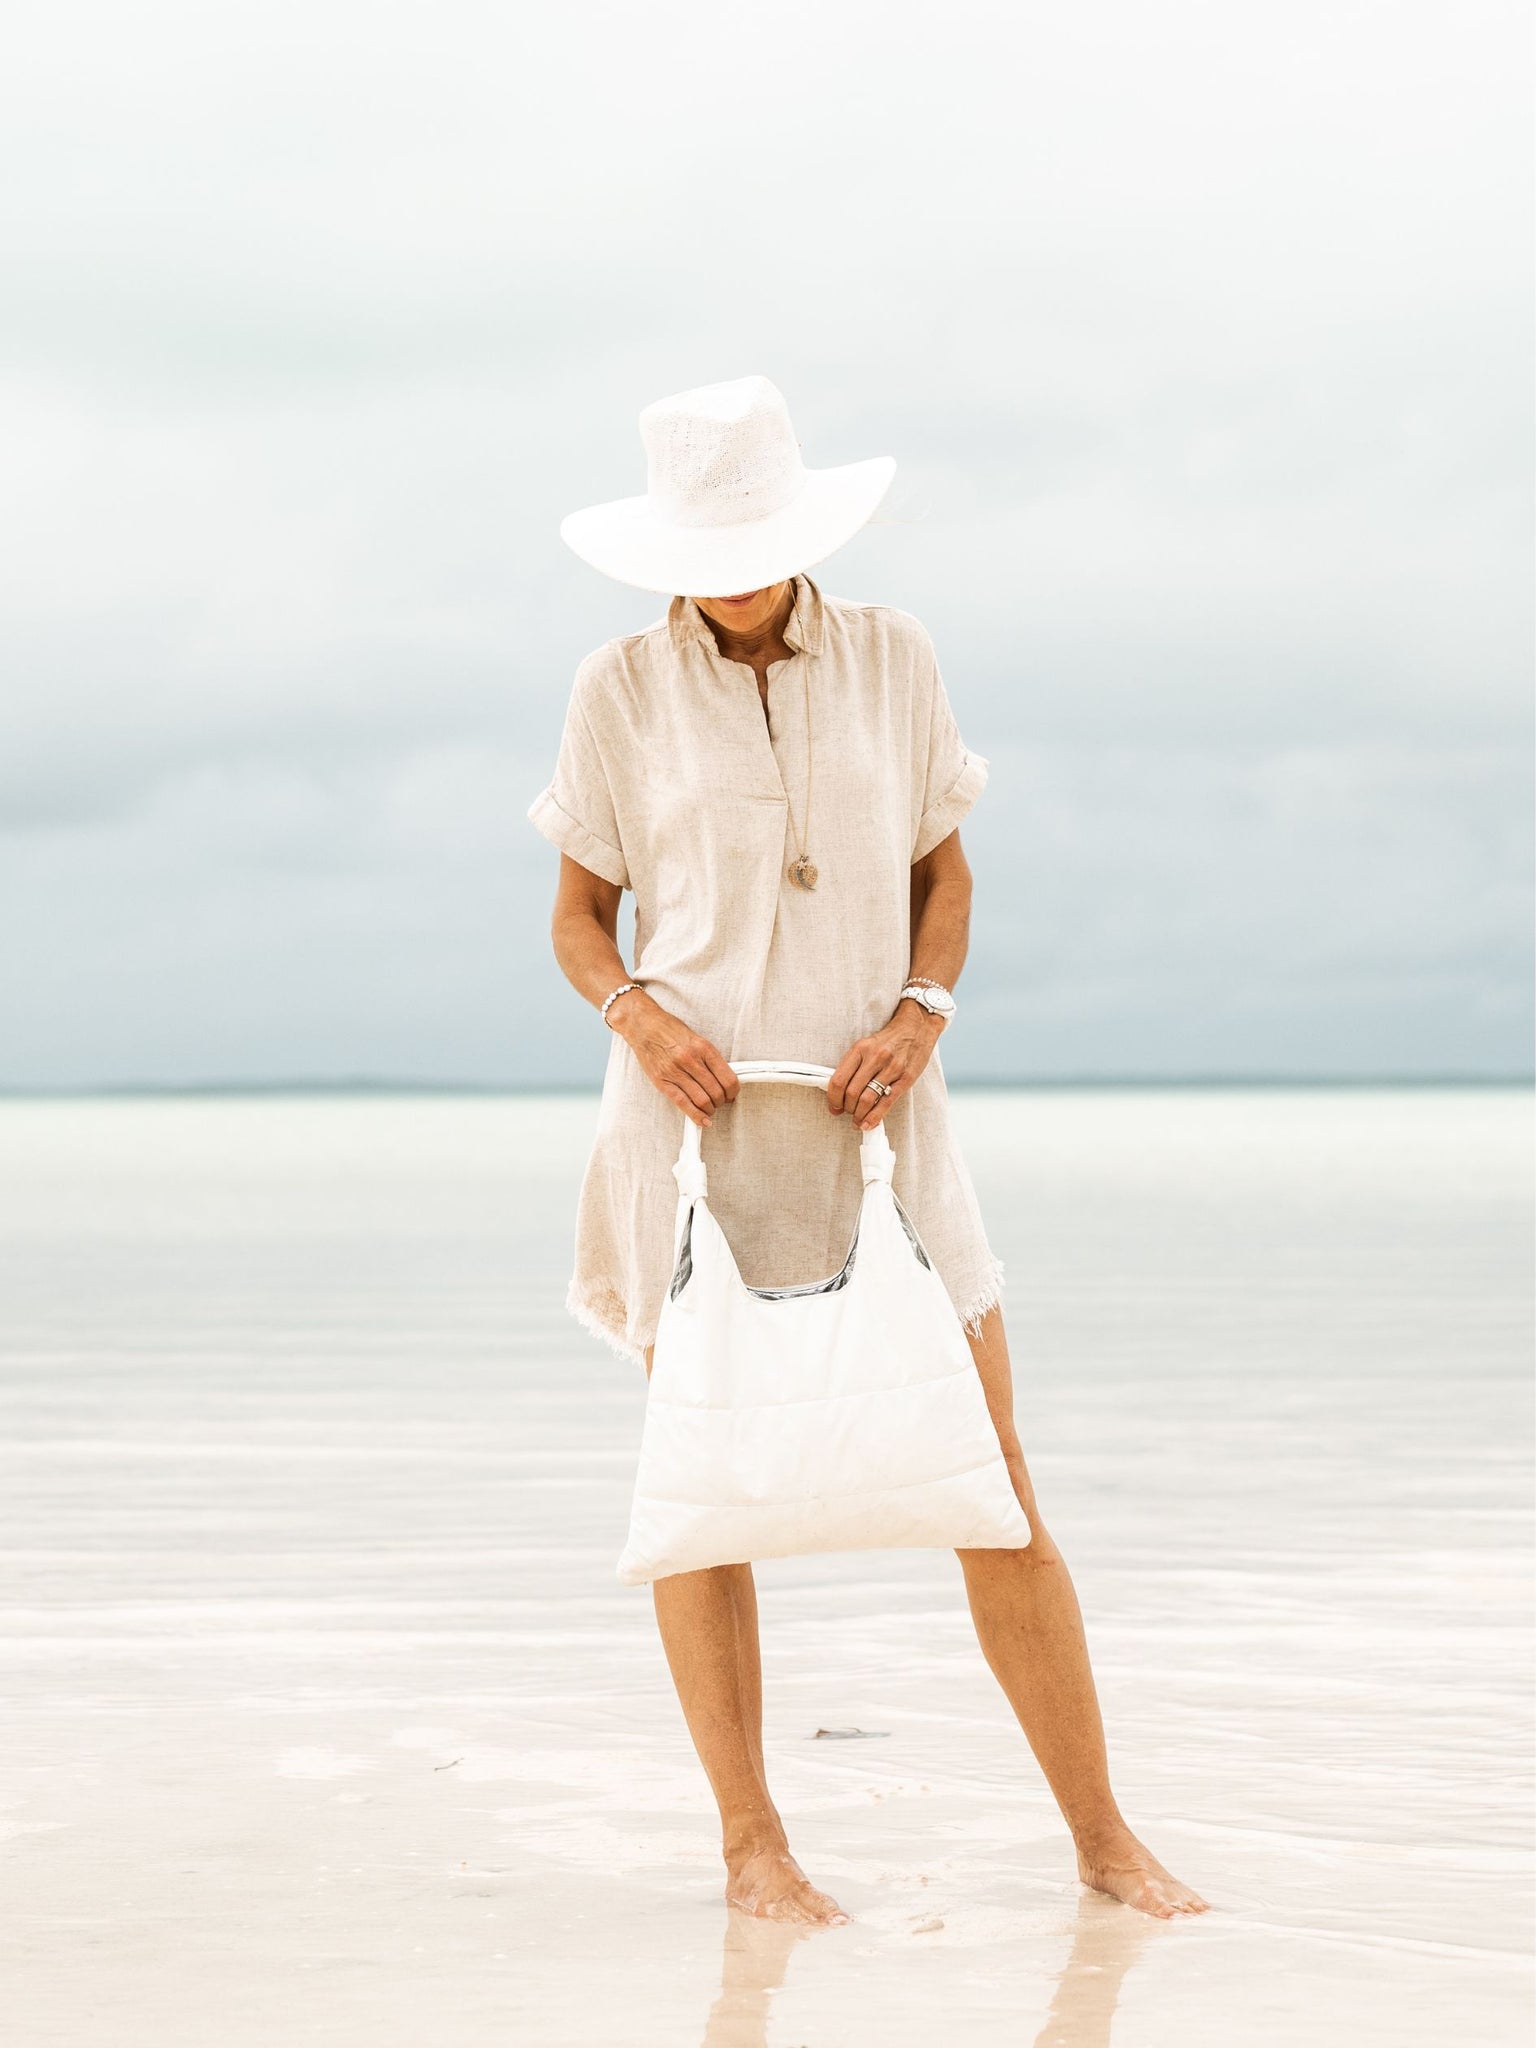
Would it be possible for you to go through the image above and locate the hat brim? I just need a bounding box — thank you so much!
[559,457,896,596]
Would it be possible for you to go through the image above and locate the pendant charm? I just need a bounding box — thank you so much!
[788,854,819,890]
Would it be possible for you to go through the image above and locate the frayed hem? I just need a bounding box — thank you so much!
[957,1255,1006,1338]
[566,1279,650,1369]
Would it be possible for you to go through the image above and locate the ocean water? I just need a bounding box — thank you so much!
[0,1086,1530,2046]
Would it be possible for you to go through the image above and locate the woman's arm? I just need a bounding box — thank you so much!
[549,854,738,1129]
[828,827,971,1128]
[907,827,973,995]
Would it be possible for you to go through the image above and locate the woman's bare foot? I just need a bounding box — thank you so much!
[724,1834,850,1928]
[1075,1826,1209,1919]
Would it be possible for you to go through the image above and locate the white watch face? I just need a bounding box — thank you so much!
[911,984,955,1014]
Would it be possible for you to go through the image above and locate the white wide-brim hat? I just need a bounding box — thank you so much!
[560,374,895,596]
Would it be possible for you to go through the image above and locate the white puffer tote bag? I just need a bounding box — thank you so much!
[617,1061,1031,1585]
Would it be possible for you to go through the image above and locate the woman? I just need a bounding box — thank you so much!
[529,376,1208,1928]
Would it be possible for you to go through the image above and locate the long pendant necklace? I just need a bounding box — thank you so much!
[784,661,818,890]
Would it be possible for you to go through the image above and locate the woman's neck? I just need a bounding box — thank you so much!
[701,581,797,665]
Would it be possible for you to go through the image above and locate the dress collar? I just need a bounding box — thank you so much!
[666,573,825,658]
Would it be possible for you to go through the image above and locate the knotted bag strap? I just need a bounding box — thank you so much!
[671,1060,895,1198]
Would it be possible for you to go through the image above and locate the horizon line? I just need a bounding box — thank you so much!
[0,1072,1530,1099]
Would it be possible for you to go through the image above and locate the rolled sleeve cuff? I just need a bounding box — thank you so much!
[912,750,989,863]
[528,786,630,890]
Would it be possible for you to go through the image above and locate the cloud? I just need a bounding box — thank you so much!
[2,0,1529,1082]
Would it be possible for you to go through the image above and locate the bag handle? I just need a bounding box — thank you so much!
[673,1059,895,1196]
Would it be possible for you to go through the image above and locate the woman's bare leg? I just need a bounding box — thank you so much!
[958,1306,1209,1918]
[644,1343,849,1927]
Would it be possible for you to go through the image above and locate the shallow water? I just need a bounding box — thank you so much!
[0,1087,1530,2045]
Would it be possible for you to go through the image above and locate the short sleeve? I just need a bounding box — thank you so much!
[527,668,631,890]
[911,630,989,864]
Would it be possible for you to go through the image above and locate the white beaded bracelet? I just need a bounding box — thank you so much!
[600,980,641,1027]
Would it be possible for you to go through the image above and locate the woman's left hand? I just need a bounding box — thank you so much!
[827,1005,944,1129]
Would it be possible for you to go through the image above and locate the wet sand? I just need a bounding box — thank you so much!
[0,1087,1530,2044]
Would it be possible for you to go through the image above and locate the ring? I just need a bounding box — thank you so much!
[863,1079,892,1097]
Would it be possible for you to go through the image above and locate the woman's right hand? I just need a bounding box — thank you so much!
[608,990,739,1128]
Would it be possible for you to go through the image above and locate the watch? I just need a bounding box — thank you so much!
[900,980,956,1021]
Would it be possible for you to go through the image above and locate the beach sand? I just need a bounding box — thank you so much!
[0,1086,1530,2045]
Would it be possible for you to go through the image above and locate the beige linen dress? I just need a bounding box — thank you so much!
[527,573,1005,1367]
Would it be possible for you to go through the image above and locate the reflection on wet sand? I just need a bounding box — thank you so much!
[700,1909,814,2048]
[697,1891,1156,2048]
[1032,1893,1156,2048]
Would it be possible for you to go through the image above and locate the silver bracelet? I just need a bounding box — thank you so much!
[600,980,641,1027]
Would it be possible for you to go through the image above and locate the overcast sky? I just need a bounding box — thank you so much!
[2,0,1530,1085]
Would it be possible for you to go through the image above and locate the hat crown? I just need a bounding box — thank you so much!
[639,375,807,532]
